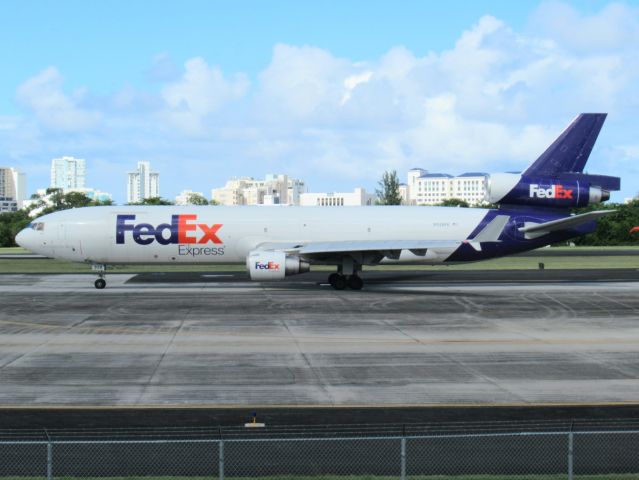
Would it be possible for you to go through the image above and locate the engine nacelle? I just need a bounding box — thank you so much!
[486,173,609,208]
[246,250,310,281]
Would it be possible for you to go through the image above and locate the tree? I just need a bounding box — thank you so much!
[438,198,469,208]
[186,193,209,205]
[209,198,220,206]
[0,210,31,247]
[376,170,402,205]
[130,197,174,206]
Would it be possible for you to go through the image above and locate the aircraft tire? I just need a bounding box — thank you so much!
[328,273,346,290]
[94,278,106,289]
[347,275,363,290]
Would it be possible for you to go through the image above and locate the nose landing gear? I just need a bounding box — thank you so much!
[92,264,107,289]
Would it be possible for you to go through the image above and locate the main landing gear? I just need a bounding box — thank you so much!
[328,257,364,290]
[92,264,107,289]
[328,273,363,290]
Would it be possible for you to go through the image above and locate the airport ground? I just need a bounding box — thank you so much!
[1,247,639,431]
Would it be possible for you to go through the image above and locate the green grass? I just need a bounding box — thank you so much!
[2,246,639,274]
[0,255,638,274]
[0,247,28,254]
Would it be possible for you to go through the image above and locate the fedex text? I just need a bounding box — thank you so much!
[529,184,573,199]
[116,214,223,246]
[254,261,280,270]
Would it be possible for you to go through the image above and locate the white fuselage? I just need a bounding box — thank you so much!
[17,206,489,265]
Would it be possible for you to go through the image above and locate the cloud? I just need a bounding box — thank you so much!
[5,2,639,202]
[16,67,101,132]
[530,1,639,52]
[160,57,249,135]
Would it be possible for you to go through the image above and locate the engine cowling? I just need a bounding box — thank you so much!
[486,173,609,208]
[246,250,310,281]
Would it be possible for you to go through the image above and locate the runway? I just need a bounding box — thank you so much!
[1,269,639,407]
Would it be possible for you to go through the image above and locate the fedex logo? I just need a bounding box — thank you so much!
[116,214,223,245]
[254,261,280,270]
[529,184,573,199]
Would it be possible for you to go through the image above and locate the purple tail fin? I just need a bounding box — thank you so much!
[523,113,607,176]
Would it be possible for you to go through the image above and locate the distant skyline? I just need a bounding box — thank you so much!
[1,0,638,203]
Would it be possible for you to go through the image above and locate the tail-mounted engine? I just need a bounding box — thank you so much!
[247,250,310,281]
[486,173,614,208]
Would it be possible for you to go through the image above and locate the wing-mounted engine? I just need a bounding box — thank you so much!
[246,250,310,281]
[486,173,614,208]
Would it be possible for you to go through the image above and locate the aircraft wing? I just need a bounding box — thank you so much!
[518,210,614,239]
[255,239,462,260]
[254,214,511,259]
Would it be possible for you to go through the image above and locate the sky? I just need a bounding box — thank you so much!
[1,0,639,203]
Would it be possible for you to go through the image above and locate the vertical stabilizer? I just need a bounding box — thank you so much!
[523,113,607,176]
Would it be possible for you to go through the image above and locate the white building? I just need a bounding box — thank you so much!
[300,188,375,206]
[175,190,206,205]
[211,174,306,206]
[0,167,26,211]
[405,168,487,206]
[127,161,159,204]
[50,156,85,190]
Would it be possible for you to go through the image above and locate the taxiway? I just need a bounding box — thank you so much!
[0,269,639,406]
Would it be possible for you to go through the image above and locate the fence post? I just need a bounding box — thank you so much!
[568,431,574,480]
[400,436,406,480]
[44,429,52,480]
[219,439,225,480]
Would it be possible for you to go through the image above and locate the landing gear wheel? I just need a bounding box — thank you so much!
[347,275,363,290]
[94,278,106,289]
[328,273,347,290]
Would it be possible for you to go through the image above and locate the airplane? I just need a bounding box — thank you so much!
[16,113,620,290]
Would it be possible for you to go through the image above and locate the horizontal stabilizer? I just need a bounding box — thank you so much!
[518,210,614,239]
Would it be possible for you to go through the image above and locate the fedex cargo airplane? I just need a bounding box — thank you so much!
[16,114,620,290]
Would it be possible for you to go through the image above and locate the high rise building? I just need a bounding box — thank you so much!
[50,156,86,189]
[127,161,160,204]
[0,167,26,212]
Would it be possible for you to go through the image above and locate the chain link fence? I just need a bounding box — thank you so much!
[0,426,638,479]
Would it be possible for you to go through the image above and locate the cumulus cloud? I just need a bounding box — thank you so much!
[530,1,639,52]
[160,57,249,135]
[6,2,639,201]
[16,67,101,131]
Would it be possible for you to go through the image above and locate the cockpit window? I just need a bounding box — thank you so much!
[29,222,45,231]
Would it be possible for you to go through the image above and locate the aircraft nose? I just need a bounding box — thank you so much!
[15,227,35,251]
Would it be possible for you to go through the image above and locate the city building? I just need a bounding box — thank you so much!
[127,161,159,204]
[50,156,86,190]
[299,188,375,206]
[0,167,26,212]
[175,190,206,205]
[404,168,487,206]
[211,174,306,206]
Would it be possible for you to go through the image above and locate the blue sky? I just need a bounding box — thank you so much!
[1,0,638,203]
